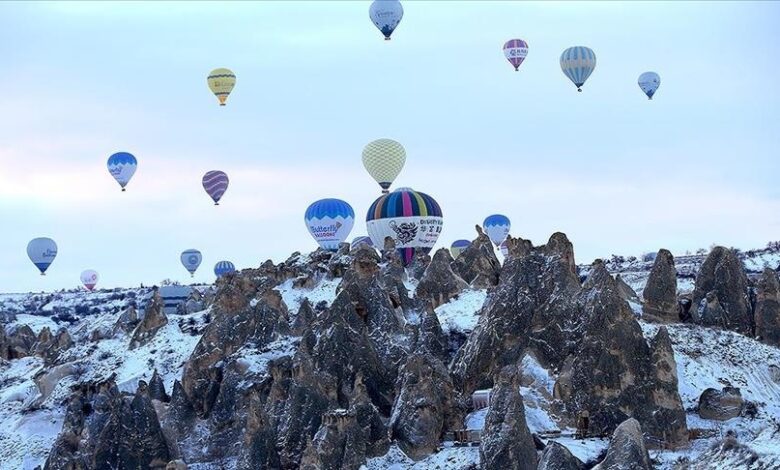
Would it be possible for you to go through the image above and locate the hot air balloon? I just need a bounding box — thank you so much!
[202,171,229,205]
[500,240,509,258]
[214,260,235,278]
[483,214,510,246]
[369,0,403,40]
[207,68,236,106]
[351,236,374,248]
[181,249,203,277]
[560,46,596,92]
[503,39,529,71]
[27,237,57,275]
[362,139,406,194]
[305,199,355,251]
[366,187,443,265]
[107,152,137,191]
[80,270,99,291]
[638,71,660,100]
[450,239,471,259]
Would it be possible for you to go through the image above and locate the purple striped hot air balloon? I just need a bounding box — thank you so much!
[503,39,529,72]
[202,170,229,205]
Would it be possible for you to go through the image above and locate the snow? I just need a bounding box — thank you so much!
[464,408,487,431]
[361,444,480,470]
[434,289,487,334]
[546,436,609,463]
[274,277,341,314]
[519,354,560,434]
[7,314,59,334]
[235,336,299,376]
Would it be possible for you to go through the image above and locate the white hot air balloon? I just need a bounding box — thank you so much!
[369,0,403,40]
[80,270,99,291]
[638,71,661,100]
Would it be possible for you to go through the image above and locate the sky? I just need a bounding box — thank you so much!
[0,1,778,292]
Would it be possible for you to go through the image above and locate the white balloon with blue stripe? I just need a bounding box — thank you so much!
[638,71,661,100]
[483,214,511,246]
[214,260,235,278]
[107,152,137,191]
[305,199,355,251]
[560,46,596,92]
[27,237,57,275]
[181,249,203,277]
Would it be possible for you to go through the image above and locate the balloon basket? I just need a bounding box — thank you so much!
[121,188,126,192]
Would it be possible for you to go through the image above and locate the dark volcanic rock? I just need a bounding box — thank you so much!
[642,249,679,322]
[129,291,168,349]
[698,387,744,420]
[479,365,537,470]
[114,304,139,334]
[451,233,582,393]
[389,352,463,460]
[451,225,501,288]
[537,441,584,470]
[148,369,170,402]
[692,246,753,335]
[292,299,316,335]
[415,248,469,309]
[755,268,780,347]
[32,326,72,363]
[557,262,687,445]
[593,418,652,470]
[695,291,729,328]
[415,304,448,362]
[0,324,36,359]
[615,274,639,304]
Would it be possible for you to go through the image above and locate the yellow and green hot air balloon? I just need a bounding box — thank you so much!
[362,139,406,194]
[207,68,236,106]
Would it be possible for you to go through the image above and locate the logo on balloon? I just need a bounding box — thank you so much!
[390,220,418,244]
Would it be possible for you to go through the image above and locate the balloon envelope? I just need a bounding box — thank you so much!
[369,0,403,40]
[305,199,355,251]
[450,239,471,259]
[181,249,203,276]
[214,261,235,277]
[483,214,511,246]
[202,171,229,205]
[500,240,509,258]
[351,236,374,248]
[27,237,57,275]
[362,139,406,194]
[80,270,99,291]
[503,39,529,71]
[107,152,137,191]
[207,68,236,106]
[366,187,443,265]
[638,71,661,100]
[560,46,596,91]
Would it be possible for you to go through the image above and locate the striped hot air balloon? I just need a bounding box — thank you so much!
[107,152,137,191]
[202,171,229,205]
[560,46,596,92]
[181,249,203,277]
[362,139,406,194]
[305,199,355,251]
[483,214,511,246]
[450,239,471,259]
[366,187,443,265]
[214,260,235,278]
[351,236,374,248]
[503,39,529,71]
[207,68,236,106]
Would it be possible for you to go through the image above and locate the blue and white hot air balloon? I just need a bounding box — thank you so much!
[351,236,374,248]
[305,199,355,251]
[214,260,235,278]
[483,214,511,246]
[450,239,471,259]
[638,71,661,100]
[27,237,57,275]
[181,249,203,277]
[107,152,137,191]
[370,0,403,40]
[560,46,596,92]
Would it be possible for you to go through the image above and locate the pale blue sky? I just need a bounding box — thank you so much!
[1,1,778,292]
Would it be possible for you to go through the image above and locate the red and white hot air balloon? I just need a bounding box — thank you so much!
[80,270,99,291]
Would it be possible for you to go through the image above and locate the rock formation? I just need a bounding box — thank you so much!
[698,387,744,420]
[642,249,679,322]
[593,418,652,470]
[537,441,584,470]
[451,225,501,288]
[692,247,753,335]
[415,248,469,309]
[755,268,780,346]
[129,291,168,349]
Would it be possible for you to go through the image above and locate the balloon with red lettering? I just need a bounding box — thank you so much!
[80,270,99,291]
[366,187,443,265]
[305,199,355,251]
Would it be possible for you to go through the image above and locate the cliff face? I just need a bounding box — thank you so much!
[0,237,778,469]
